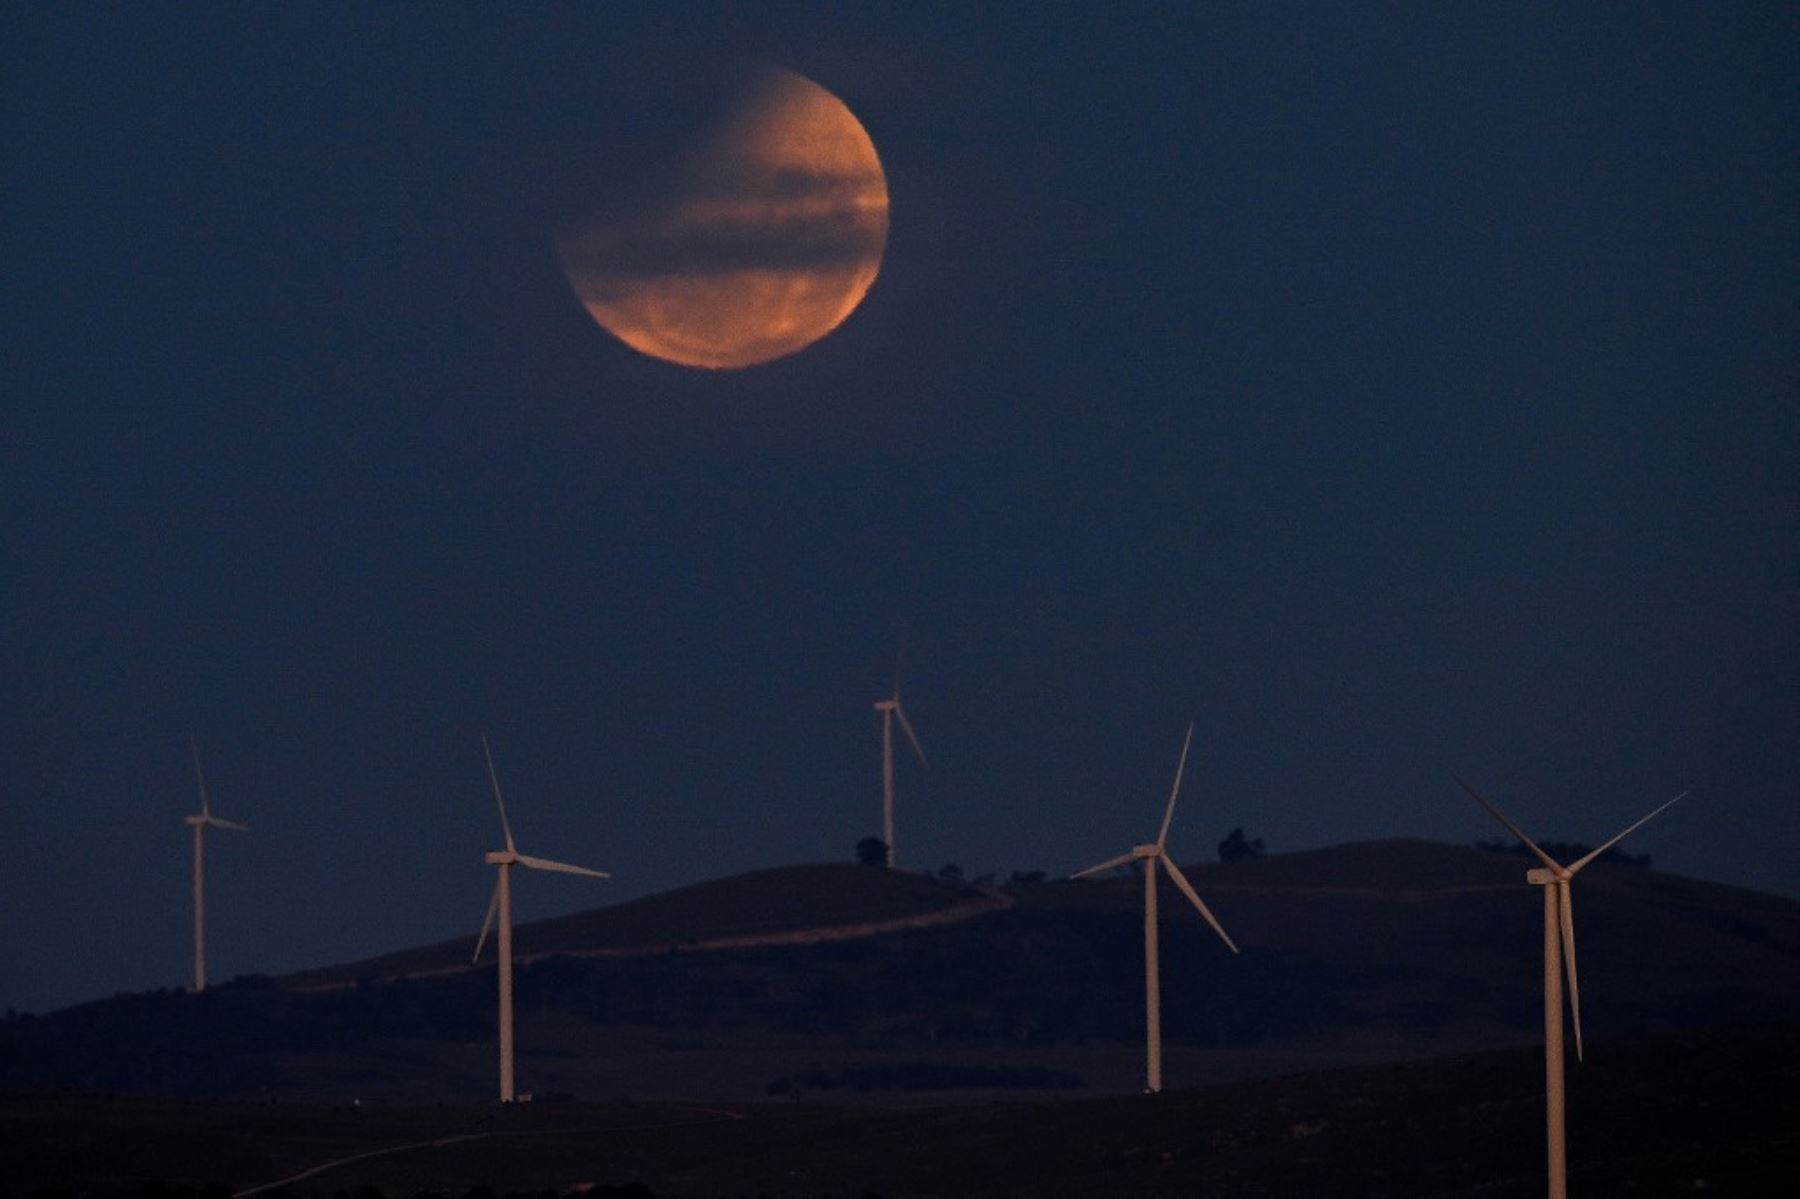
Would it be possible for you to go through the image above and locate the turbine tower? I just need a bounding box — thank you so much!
[872,661,927,868]
[472,736,609,1103]
[1459,779,1686,1199]
[184,738,248,994]
[1072,723,1239,1093]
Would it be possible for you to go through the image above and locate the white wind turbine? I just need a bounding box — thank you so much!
[471,736,609,1103]
[184,738,248,994]
[872,661,927,868]
[1072,723,1239,1093]
[1458,779,1686,1199]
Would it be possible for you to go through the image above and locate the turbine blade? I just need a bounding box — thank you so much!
[473,879,500,963]
[206,817,250,832]
[191,737,211,817]
[481,735,516,853]
[1155,723,1196,850]
[1558,880,1583,1061]
[1567,791,1688,876]
[516,853,610,879]
[1162,854,1240,954]
[895,704,928,768]
[1071,850,1138,879]
[1455,777,1562,873]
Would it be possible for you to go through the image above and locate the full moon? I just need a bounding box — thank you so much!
[556,68,890,370]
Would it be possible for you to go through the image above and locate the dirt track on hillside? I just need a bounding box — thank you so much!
[292,888,1017,991]
[512,887,1018,967]
[293,879,1531,993]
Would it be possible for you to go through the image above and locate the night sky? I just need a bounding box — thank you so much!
[4,4,1795,1015]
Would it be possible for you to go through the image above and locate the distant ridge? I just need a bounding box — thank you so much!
[6,840,1795,1103]
[275,840,1560,992]
[1183,836,1533,892]
[280,838,1800,1009]
[283,862,1000,991]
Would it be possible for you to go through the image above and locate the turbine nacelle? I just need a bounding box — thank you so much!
[486,850,519,866]
[185,739,248,832]
[185,813,248,831]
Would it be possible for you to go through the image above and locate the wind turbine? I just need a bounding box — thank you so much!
[184,738,248,994]
[872,658,927,868]
[1072,723,1239,1093]
[1458,779,1686,1199]
[472,735,609,1103]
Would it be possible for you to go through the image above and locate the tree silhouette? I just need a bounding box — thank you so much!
[855,836,888,867]
[1218,827,1266,862]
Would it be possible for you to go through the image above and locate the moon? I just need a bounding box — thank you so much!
[556,68,890,371]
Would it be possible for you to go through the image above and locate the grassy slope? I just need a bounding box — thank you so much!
[281,863,985,989]
[6,841,1797,1105]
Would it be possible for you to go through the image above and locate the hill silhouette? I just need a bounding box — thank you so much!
[283,863,998,989]
[2,841,1795,1103]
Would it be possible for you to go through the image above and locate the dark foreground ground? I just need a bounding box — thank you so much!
[4,1024,1796,1197]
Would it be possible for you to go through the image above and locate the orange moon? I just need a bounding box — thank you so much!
[556,68,889,370]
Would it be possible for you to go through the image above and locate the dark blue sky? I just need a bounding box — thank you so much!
[4,3,1795,1014]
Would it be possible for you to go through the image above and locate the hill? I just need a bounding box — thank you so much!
[2,841,1796,1103]
[282,863,997,989]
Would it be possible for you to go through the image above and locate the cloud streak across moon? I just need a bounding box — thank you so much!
[556,67,889,370]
